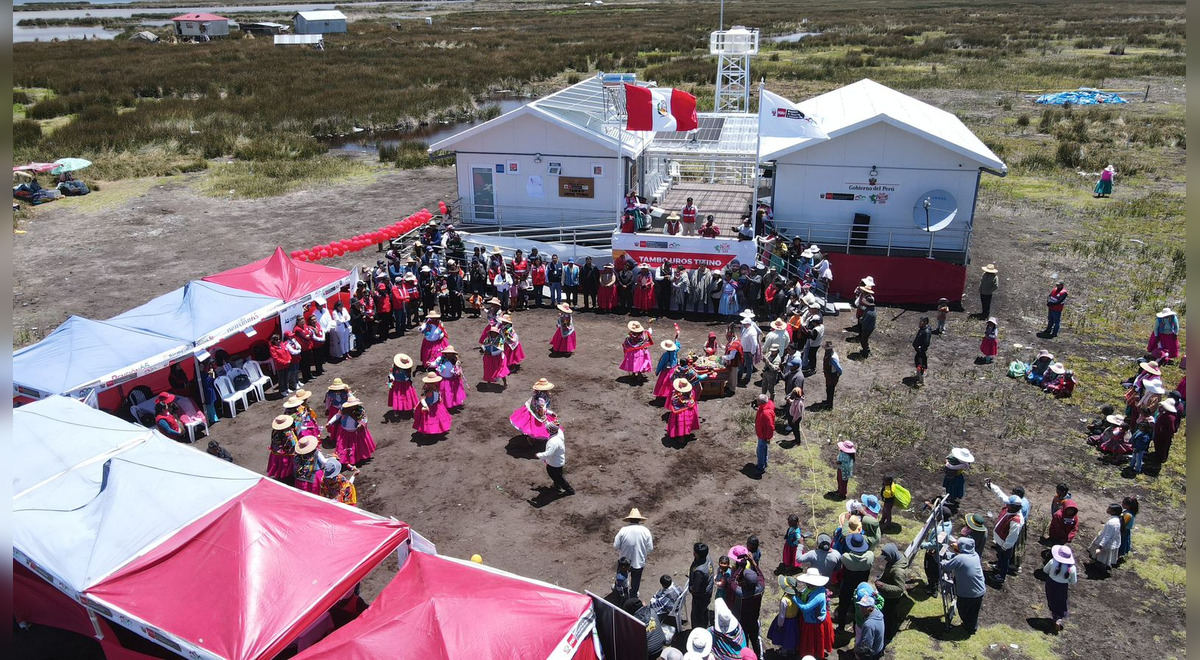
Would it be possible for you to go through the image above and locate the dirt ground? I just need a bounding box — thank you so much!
[12,163,1185,659]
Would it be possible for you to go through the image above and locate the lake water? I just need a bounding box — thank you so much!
[326,98,534,153]
[770,31,821,43]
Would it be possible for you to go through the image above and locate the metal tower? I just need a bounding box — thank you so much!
[710,26,759,114]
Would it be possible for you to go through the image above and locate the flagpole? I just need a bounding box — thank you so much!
[752,77,764,221]
[618,86,626,229]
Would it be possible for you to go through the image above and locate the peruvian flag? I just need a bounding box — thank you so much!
[624,84,699,132]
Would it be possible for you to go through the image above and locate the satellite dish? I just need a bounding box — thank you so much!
[912,190,958,232]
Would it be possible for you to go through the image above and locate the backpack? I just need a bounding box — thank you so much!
[891,483,912,509]
[233,373,252,391]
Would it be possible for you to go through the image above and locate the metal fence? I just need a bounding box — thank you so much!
[769,218,972,262]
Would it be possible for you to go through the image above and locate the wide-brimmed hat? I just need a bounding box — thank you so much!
[532,378,555,391]
[949,447,975,464]
[486,296,502,306]
[661,339,678,351]
[627,321,644,333]
[623,507,647,522]
[739,309,757,319]
[965,513,987,532]
[770,318,787,330]
[986,317,998,326]
[713,598,739,634]
[557,303,573,313]
[271,415,294,431]
[685,628,714,658]
[323,458,343,479]
[860,494,882,514]
[740,317,754,326]
[342,396,363,409]
[845,516,862,534]
[861,276,876,287]
[797,567,829,587]
[1036,349,1054,359]
[441,345,458,355]
[1160,399,1177,413]
[486,325,501,335]
[394,353,414,369]
[673,378,693,393]
[426,310,442,319]
[282,396,303,409]
[295,435,319,455]
[1140,360,1161,375]
[404,273,417,281]
[837,440,856,454]
[799,249,814,258]
[845,499,862,514]
[1157,307,1176,318]
[860,285,874,294]
[1146,382,1165,395]
[491,246,503,254]
[1105,413,1126,426]
[1052,545,1076,565]
[778,575,799,594]
[846,533,869,553]
[981,263,998,274]
[497,313,513,324]
[156,391,176,404]
[422,373,443,384]
[328,377,348,390]
[1049,362,1066,375]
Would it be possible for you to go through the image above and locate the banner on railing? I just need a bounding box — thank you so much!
[611,232,758,270]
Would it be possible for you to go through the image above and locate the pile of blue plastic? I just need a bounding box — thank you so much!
[1035,88,1128,105]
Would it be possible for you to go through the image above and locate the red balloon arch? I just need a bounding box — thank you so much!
[290,203,448,262]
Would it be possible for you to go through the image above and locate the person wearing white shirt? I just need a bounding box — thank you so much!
[739,315,762,385]
[1088,503,1123,574]
[311,297,333,375]
[535,421,573,496]
[614,508,654,598]
[329,300,353,359]
[762,319,790,358]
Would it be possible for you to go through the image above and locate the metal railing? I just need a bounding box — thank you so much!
[768,218,972,261]
[671,160,756,186]
[457,201,621,232]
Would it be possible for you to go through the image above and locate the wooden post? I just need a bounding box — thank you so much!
[1144,85,1150,102]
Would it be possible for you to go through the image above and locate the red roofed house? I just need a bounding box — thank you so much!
[171,13,229,39]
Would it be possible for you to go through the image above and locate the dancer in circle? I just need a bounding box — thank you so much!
[479,296,502,344]
[292,434,325,495]
[419,310,449,369]
[621,320,654,380]
[480,324,510,386]
[665,378,700,440]
[323,377,350,419]
[550,303,577,355]
[266,414,297,484]
[413,373,453,435]
[510,378,557,441]
[433,346,467,409]
[653,332,682,399]
[500,314,526,369]
[388,353,419,415]
[284,395,320,439]
[328,396,376,467]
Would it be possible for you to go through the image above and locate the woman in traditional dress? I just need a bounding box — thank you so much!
[792,567,834,659]
[620,321,654,379]
[419,310,449,369]
[479,296,502,344]
[266,414,298,484]
[1093,164,1115,198]
[1088,502,1123,575]
[323,377,350,418]
[766,575,802,656]
[413,373,453,435]
[1043,545,1077,632]
[633,264,656,313]
[652,336,682,399]
[480,325,509,386]
[979,317,999,363]
[292,435,325,495]
[709,598,748,660]
[597,263,618,312]
[665,378,700,440]
[294,389,321,435]
[329,299,353,359]
[1147,307,1180,363]
[328,396,376,467]
[500,315,526,368]
[550,303,577,354]
[432,346,467,409]
[718,275,740,318]
[284,395,320,439]
[319,458,358,506]
[509,378,557,441]
[388,354,419,415]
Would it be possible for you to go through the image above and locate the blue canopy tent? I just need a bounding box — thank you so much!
[13,316,192,402]
[107,280,283,349]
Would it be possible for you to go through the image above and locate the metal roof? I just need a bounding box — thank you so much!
[295,10,347,21]
[649,113,759,162]
[171,13,227,22]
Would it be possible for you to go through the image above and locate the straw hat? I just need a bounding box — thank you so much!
[295,435,319,455]
[283,396,303,409]
[661,339,678,352]
[342,395,363,409]
[981,263,998,274]
[486,297,502,306]
[861,276,876,287]
[327,378,348,391]
[487,325,501,334]
[422,373,443,385]
[837,440,856,454]
[770,318,787,331]
[441,345,458,355]
[799,249,814,258]
[667,212,681,221]
[859,285,874,294]
[1036,349,1054,359]
[845,516,862,534]
[673,378,693,393]
[557,303,573,314]
[532,378,555,391]
[1157,307,1176,318]
[1140,360,1161,375]
[1105,413,1126,426]
[778,575,799,595]
[739,309,757,319]
[713,598,739,634]
[426,310,442,319]
[623,507,647,522]
[1160,399,1177,413]
[394,353,414,369]
[492,246,503,254]
[627,321,644,333]
[796,567,829,587]
[295,389,312,401]
[949,447,976,464]
[1049,362,1066,375]
[271,415,294,431]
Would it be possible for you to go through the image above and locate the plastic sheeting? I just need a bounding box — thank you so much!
[1035,88,1128,105]
[108,280,282,349]
[294,551,595,660]
[203,247,352,303]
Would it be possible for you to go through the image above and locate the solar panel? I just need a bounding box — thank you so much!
[655,116,726,143]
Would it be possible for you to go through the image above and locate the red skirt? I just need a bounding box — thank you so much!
[482,353,509,382]
[782,544,799,568]
[634,285,656,311]
[980,337,999,357]
[551,327,577,353]
[598,284,618,309]
[266,453,294,480]
[296,474,323,494]
[797,608,835,658]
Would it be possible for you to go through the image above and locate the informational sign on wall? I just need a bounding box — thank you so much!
[819,180,900,205]
[611,232,758,270]
[559,176,595,199]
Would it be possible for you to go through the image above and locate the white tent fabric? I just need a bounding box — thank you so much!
[13,397,260,594]
[107,280,282,349]
[759,79,1007,171]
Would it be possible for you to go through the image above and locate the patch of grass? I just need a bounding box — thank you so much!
[49,176,164,215]
[200,158,377,199]
[1127,526,1186,593]
[890,623,1060,659]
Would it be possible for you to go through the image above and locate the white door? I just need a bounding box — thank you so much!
[470,166,496,221]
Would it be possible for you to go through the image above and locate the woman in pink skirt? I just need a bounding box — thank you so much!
[328,396,376,466]
[388,353,419,415]
[550,303,577,354]
[292,435,324,495]
[413,373,453,435]
[267,414,297,483]
[295,389,321,433]
[510,378,557,440]
[284,395,321,439]
[1148,307,1180,363]
[500,314,525,368]
[323,378,350,419]
[979,317,999,364]
[481,325,509,386]
[432,346,467,409]
[666,378,700,439]
[620,321,654,379]
[419,310,449,369]
[479,297,502,344]
[652,334,682,398]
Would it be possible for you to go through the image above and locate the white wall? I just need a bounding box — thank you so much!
[450,112,624,227]
[175,20,229,37]
[771,121,982,252]
[295,17,347,34]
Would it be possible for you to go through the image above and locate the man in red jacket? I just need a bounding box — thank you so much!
[1043,281,1068,338]
[754,394,776,475]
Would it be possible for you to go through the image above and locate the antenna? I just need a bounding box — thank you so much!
[709,26,759,114]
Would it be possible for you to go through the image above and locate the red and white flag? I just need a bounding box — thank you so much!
[624,84,698,132]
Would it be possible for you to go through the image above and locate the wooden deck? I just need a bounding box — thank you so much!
[653,183,753,234]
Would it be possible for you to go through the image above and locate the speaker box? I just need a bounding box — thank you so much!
[851,213,871,248]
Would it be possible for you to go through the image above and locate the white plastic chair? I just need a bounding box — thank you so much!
[226,367,260,404]
[243,360,273,402]
[214,375,248,418]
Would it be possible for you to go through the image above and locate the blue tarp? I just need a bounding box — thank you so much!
[14,317,191,397]
[107,280,282,349]
[1035,88,1128,105]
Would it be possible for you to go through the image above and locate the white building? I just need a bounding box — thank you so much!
[170,13,229,39]
[293,10,348,35]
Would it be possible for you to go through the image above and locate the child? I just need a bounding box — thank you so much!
[413,373,453,435]
[550,303,577,355]
[466,293,484,319]
[613,557,632,603]
[835,440,856,498]
[388,354,418,415]
[1043,363,1076,397]
[1043,545,1078,632]
[783,514,804,570]
[1086,405,1116,435]
[879,477,897,529]
[934,298,950,335]
[979,317,999,363]
[1128,420,1152,474]
[665,378,700,440]
[714,555,733,605]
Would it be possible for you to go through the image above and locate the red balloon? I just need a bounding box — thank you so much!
[296,253,308,262]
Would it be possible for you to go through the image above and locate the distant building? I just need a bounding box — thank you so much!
[170,13,229,39]
[274,34,325,50]
[293,10,348,35]
[240,22,290,36]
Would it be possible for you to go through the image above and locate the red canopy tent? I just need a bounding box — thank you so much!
[203,247,353,305]
[294,551,600,660]
[84,480,410,660]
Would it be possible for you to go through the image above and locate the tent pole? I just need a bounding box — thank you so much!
[752,78,764,223]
